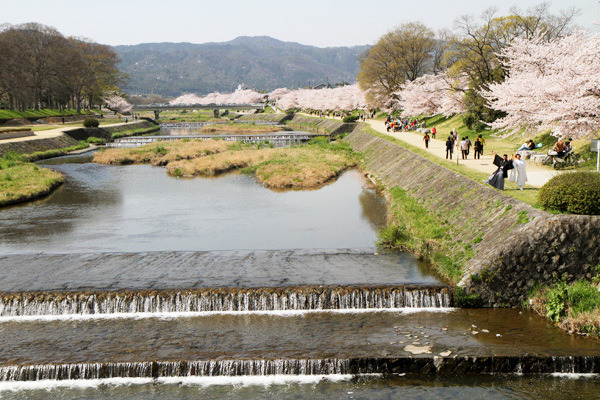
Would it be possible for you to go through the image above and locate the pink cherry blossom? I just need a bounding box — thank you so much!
[105,95,132,113]
[482,32,600,139]
[396,73,467,117]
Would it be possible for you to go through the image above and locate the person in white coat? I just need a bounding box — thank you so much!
[509,153,527,190]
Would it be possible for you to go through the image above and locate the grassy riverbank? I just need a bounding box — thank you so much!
[529,279,600,338]
[0,152,64,207]
[377,187,464,283]
[94,137,358,190]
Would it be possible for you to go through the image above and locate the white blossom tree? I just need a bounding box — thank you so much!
[170,89,264,105]
[482,32,600,138]
[275,84,366,111]
[396,73,468,117]
[105,95,132,113]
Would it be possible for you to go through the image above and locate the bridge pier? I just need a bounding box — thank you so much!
[213,109,219,118]
[154,110,161,120]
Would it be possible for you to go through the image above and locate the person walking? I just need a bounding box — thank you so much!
[431,126,437,139]
[474,136,483,159]
[477,134,486,155]
[423,133,430,149]
[465,136,472,156]
[445,135,454,160]
[460,138,469,159]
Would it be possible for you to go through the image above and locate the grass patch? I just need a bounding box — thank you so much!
[529,280,600,337]
[0,108,83,121]
[378,187,464,283]
[110,126,160,139]
[24,141,90,162]
[0,152,63,207]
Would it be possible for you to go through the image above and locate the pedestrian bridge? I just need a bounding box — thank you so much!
[131,103,266,119]
[110,131,326,148]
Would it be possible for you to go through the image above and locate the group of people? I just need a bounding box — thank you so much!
[439,129,486,161]
[385,115,425,132]
[419,127,529,191]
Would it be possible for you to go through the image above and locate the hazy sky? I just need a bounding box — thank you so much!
[2,0,598,47]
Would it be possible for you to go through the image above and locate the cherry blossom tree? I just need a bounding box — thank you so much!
[482,32,600,139]
[396,73,467,117]
[170,89,264,105]
[105,95,132,113]
[275,84,366,111]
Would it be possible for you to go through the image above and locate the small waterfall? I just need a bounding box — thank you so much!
[0,362,153,381]
[0,359,349,382]
[2,356,599,382]
[0,285,452,317]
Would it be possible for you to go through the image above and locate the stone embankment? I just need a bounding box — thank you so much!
[239,113,356,136]
[344,127,600,307]
[0,121,157,157]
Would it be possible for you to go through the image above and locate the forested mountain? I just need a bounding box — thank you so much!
[114,36,369,97]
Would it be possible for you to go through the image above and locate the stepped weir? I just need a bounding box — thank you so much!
[0,285,452,318]
[1,152,599,397]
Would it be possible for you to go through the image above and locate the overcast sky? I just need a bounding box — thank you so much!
[2,0,598,47]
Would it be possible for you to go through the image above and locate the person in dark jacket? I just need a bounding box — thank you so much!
[445,135,454,160]
[484,152,513,190]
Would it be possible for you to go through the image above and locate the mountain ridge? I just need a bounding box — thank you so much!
[114,36,369,97]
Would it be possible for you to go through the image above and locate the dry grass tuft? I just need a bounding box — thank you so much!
[93,138,358,190]
[560,309,600,335]
[93,140,232,166]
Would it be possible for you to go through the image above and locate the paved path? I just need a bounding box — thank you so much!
[365,120,559,188]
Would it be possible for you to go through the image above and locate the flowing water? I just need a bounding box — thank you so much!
[0,148,598,397]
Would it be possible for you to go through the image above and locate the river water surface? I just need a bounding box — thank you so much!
[0,154,386,254]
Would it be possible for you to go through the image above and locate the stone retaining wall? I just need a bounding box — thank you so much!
[345,127,600,306]
[0,121,156,157]
[0,135,80,157]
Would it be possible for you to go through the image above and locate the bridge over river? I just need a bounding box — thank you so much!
[131,103,266,119]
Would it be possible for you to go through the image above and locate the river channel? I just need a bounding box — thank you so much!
[0,154,387,254]
[0,129,598,398]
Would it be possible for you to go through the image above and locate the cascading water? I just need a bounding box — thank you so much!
[0,285,452,317]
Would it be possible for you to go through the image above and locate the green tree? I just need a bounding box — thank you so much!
[358,22,436,107]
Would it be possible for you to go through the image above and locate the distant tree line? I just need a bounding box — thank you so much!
[0,23,125,112]
[358,2,579,130]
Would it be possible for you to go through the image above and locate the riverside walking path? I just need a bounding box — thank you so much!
[365,119,558,188]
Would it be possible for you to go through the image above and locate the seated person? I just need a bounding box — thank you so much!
[517,140,535,151]
[549,138,566,157]
[565,138,573,153]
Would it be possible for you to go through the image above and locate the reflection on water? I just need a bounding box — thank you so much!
[0,155,387,254]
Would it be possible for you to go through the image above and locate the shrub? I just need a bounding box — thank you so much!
[539,172,600,215]
[342,115,359,123]
[83,118,99,128]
